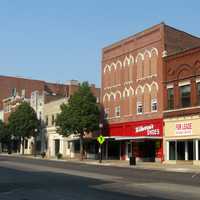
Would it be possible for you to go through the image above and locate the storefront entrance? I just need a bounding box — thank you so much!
[132,139,162,162]
[135,140,156,162]
[168,140,197,161]
[54,139,60,155]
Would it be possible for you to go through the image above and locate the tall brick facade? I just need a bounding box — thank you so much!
[101,23,200,162]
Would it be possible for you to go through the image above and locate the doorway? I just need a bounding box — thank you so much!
[55,139,60,155]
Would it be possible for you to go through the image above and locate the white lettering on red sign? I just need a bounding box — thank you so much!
[135,124,160,136]
[176,123,192,135]
[135,124,154,133]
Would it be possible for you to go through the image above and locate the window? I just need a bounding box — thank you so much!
[180,85,191,108]
[104,108,109,119]
[67,141,70,149]
[151,99,157,112]
[197,82,200,105]
[39,112,42,121]
[115,106,120,117]
[11,88,17,97]
[137,102,143,114]
[169,141,175,160]
[25,140,28,149]
[167,88,174,110]
[21,89,26,97]
[52,115,55,126]
[45,116,48,126]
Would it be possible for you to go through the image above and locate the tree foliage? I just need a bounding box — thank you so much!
[56,82,100,136]
[56,82,100,159]
[0,120,10,143]
[8,102,39,140]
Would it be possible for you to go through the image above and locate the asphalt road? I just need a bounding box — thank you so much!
[0,155,200,200]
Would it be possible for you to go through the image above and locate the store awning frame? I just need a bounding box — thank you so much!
[104,136,163,140]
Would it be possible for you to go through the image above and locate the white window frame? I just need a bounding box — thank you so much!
[137,102,143,114]
[115,106,120,117]
[151,98,158,112]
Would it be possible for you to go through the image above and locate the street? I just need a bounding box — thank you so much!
[0,155,200,200]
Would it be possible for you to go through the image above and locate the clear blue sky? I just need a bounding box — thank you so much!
[0,0,199,87]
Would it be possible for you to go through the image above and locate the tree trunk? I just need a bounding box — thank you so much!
[22,137,25,155]
[80,134,84,160]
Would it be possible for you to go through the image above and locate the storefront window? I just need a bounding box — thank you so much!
[199,141,200,160]
[180,85,191,108]
[169,141,175,160]
[197,82,200,105]
[167,88,174,110]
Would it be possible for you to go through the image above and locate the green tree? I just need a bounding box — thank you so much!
[8,102,40,154]
[0,120,11,152]
[56,82,100,160]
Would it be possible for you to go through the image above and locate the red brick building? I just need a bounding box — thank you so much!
[101,23,200,162]
[0,75,68,109]
[163,47,200,164]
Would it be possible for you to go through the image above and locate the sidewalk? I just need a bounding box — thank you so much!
[67,159,200,173]
[1,153,200,173]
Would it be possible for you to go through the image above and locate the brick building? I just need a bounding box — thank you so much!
[0,76,100,155]
[0,75,68,110]
[163,46,200,165]
[101,23,200,162]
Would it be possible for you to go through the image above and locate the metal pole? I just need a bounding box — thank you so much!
[99,144,102,163]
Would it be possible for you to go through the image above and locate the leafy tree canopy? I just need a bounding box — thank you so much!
[0,120,10,143]
[56,82,100,136]
[8,102,39,139]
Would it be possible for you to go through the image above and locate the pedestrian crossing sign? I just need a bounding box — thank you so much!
[97,135,105,145]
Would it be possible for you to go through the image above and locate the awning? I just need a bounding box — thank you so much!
[104,136,162,140]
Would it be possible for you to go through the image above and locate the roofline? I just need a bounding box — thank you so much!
[165,24,200,40]
[102,22,165,52]
[0,74,67,86]
[164,45,200,60]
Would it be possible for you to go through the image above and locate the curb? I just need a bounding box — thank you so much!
[1,153,200,173]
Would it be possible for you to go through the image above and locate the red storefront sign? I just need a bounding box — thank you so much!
[107,118,163,137]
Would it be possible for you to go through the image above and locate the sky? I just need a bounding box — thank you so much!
[0,0,199,87]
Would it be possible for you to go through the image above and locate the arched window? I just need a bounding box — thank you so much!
[151,48,158,75]
[143,51,151,77]
[116,61,122,84]
[125,67,129,82]
[122,88,129,116]
[136,53,144,80]
[108,70,113,86]
[136,86,143,114]
[143,85,151,113]
[128,87,134,115]
[109,92,115,118]
[129,55,134,81]
[151,82,159,112]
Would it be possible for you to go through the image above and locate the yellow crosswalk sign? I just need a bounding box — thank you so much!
[97,135,105,145]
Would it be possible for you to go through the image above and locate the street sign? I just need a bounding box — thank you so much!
[97,135,105,145]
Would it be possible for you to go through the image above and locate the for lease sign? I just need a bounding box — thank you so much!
[175,122,192,135]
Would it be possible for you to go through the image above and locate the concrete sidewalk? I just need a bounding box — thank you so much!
[1,153,200,173]
[67,159,200,173]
